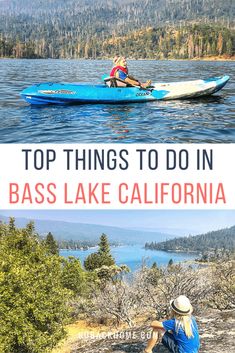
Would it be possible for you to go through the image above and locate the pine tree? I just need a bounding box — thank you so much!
[217,32,223,55]
[9,217,16,232]
[98,233,115,266]
[98,234,110,255]
[45,232,59,255]
[84,234,115,271]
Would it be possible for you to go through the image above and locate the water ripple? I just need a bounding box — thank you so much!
[0,59,234,143]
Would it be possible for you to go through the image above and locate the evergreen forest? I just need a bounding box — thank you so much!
[145,225,235,253]
[0,0,234,59]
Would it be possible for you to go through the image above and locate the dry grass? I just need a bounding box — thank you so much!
[52,320,119,353]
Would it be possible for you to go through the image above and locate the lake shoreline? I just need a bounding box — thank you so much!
[60,245,197,272]
[145,248,200,254]
[1,56,234,61]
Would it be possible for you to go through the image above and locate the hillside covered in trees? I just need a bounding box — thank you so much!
[0,0,234,59]
[58,238,119,250]
[145,225,235,253]
[1,219,234,353]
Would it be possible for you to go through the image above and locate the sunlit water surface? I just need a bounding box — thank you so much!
[0,59,234,143]
[60,244,196,272]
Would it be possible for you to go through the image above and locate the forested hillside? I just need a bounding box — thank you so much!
[145,225,235,253]
[101,25,234,59]
[1,219,234,353]
[0,0,234,59]
[1,1,234,27]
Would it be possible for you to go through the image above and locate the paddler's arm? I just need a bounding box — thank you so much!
[124,76,141,87]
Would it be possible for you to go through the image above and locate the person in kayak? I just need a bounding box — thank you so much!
[110,56,151,88]
[143,295,200,353]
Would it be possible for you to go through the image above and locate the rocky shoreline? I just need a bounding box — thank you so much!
[70,310,234,353]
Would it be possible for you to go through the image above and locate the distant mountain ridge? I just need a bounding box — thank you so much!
[0,215,177,245]
[145,225,235,252]
[1,0,234,25]
[0,0,234,59]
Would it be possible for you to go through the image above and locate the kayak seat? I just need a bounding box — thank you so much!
[104,77,129,88]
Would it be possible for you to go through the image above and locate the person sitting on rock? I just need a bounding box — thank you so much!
[110,56,151,88]
[143,295,200,353]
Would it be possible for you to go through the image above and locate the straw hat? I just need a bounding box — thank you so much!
[170,295,193,316]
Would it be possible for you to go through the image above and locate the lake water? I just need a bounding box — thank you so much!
[0,59,234,143]
[60,245,196,272]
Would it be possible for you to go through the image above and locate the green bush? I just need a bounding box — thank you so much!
[0,219,70,353]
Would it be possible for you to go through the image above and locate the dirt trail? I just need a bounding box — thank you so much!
[69,310,234,353]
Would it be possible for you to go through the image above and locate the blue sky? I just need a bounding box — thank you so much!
[1,210,235,235]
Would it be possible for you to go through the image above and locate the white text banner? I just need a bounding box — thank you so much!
[0,144,234,209]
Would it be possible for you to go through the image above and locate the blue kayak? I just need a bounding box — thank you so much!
[20,75,229,105]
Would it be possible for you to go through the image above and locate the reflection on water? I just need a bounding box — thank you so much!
[0,59,234,143]
[105,105,134,140]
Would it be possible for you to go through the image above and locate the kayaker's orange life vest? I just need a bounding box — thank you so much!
[110,66,128,77]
